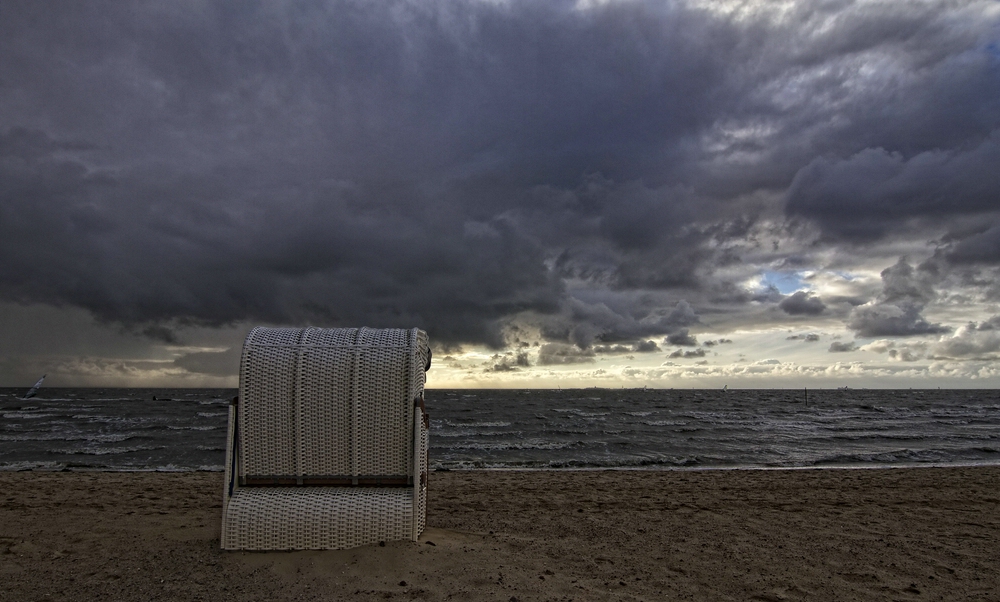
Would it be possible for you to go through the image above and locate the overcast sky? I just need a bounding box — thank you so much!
[2,0,1000,388]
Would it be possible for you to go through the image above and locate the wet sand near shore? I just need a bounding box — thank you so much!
[1,467,998,601]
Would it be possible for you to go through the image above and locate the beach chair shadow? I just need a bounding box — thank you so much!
[221,326,430,550]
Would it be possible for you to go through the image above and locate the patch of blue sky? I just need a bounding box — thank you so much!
[761,270,807,294]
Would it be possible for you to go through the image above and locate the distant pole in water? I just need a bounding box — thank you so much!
[23,374,46,400]
[804,387,808,404]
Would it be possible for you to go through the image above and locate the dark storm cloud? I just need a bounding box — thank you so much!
[537,297,700,348]
[666,328,698,347]
[1,0,998,352]
[0,0,728,347]
[848,304,949,338]
[846,259,950,338]
[787,136,1000,241]
[633,339,660,353]
[947,223,1000,264]
[778,291,826,316]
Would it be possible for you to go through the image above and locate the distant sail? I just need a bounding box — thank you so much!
[23,374,46,399]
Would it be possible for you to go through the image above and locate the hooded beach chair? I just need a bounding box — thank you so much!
[221,326,430,550]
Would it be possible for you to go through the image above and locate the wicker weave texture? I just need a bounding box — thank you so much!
[238,326,427,480]
[224,487,414,550]
[224,326,429,550]
[239,327,300,477]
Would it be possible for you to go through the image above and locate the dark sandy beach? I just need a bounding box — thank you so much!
[1,467,998,601]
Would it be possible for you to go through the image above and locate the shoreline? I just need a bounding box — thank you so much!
[2,466,999,600]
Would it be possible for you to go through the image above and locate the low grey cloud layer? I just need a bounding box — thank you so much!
[829,341,858,353]
[2,0,1000,385]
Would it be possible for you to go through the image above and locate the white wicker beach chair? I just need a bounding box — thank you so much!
[221,326,430,550]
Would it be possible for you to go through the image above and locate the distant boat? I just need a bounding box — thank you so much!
[22,374,46,400]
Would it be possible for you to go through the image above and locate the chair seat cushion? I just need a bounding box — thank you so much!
[223,486,414,550]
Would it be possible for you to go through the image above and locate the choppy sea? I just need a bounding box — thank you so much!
[2,388,999,472]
